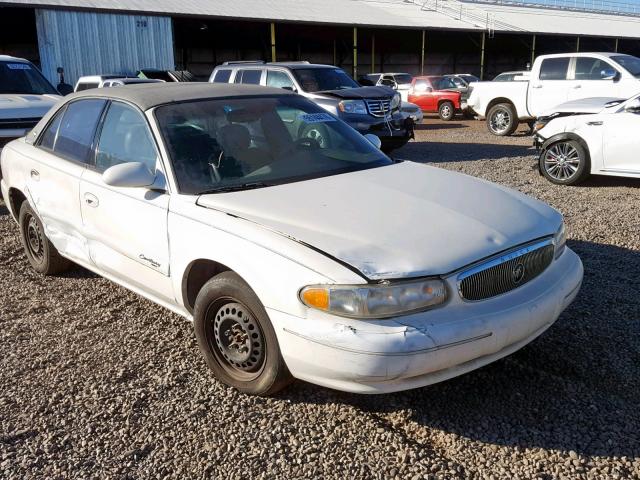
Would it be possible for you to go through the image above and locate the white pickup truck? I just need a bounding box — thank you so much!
[466,52,640,136]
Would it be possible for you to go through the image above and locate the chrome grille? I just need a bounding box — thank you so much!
[458,239,554,301]
[366,99,392,117]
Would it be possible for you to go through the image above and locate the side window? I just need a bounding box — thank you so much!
[94,101,158,173]
[266,70,294,89]
[213,69,232,83]
[39,107,65,151]
[53,99,106,163]
[574,57,616,80]
[539,58,570,80]
[241,70,262,85]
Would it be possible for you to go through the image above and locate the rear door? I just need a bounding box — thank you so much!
[528,57,571,116]
[28,98,107,263]
[567,56,620,101]
[80,100,173,301]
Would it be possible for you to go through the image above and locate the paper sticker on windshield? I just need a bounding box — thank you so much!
[299,113,336,124]
[6,63,31,70]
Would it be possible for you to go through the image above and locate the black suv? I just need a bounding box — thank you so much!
[209,61,414,152]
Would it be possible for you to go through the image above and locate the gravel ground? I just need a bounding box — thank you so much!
[1,116,639,479]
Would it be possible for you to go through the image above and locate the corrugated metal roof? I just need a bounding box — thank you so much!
[2,0,640,38]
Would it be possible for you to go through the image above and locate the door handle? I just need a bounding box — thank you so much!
[84,192,99,207]
[30,169,40,181]
[531,85,543,89]
[587,121,603,126]
[573,85,582,89]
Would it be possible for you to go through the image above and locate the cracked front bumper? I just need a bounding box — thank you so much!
[268,247,583,393]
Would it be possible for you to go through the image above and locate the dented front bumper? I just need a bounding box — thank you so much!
[268,247,583,393]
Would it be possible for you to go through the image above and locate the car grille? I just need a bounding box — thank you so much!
[457,239,554,301]
[366,99,392,117]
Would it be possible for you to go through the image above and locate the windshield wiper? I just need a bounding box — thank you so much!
[197,181,274,195]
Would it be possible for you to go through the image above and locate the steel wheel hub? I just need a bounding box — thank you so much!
[212,302,264,372]
[26,216,44,261]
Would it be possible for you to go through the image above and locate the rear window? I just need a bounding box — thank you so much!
[76,82,99,91]
[539,58,570,80]
[212,69,232,83]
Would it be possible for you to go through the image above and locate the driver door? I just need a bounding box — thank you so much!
[80,100,174,302]
[602,101,640,173]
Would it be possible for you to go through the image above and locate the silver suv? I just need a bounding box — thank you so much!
[209,61,414,152]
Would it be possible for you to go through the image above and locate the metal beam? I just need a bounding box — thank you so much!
[420,30,426,75]
[371,34,375,73]
[615,37,619,52]
[270,22,276,62]
[353,27,358,78]
[530,34,536,69]
[480,32,486,80]
[576,36,580,52]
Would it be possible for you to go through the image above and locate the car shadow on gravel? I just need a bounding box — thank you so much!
[284,239,640,460]
[415,123,468,131]
[396,142,533,163]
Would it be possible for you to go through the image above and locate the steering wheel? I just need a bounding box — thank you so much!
[294,136,321,150]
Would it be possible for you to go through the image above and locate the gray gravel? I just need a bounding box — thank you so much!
[1,116,639,479]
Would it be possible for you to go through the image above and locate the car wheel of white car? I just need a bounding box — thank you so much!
[18,201,71,275]
[539,139,590,186]
[438,101,454,121]
[193,271,293,396]
[487,103,519,136]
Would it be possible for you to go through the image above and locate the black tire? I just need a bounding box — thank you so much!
[539,139,590,186]
[18,201,71,275]
[486,103,519,136]
[193,271,293,396]
[438,101,455,121]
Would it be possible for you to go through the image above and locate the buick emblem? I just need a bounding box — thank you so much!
[512,263,525,284]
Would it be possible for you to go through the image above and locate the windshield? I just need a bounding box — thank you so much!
[460,75,479,83]
[611,55,640,78]
[292,68,360,92]
[0,61,58,95]
[394,74,413,84]
[155,96,391,195]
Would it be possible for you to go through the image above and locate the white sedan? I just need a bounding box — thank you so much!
[534,95,640,185]
[1,83,583,395]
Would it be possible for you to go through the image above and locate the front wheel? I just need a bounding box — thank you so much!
[438,101,455,121]
[539,139,590,185]
[487,103,519,136]
[193,271,293,396]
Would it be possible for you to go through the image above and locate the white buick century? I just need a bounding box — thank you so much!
[0,84,583,395]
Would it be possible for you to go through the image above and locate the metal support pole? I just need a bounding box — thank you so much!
[530,34,536,68]
[615,38,619,52]
[420,30,426,75]
[270,23,276,62]
[353,27,358,78]
[333,39,337,66]
[576,36,580,52]
[480,32,486,81]
[371,35,375,73]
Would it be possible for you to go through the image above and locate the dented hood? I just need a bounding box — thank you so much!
[540,97,625,116]
[197,162,561,280]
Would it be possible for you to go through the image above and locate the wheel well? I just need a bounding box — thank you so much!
[541,134,591,164]
[182,259,231,313]
[7,188,26,222]
[486,97,515,113]
[438,99,453,108]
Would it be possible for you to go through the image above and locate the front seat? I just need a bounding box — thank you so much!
[217,124,271,174]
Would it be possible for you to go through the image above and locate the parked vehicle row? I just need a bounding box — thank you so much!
[0,83,583,396]
[74,75,164,91]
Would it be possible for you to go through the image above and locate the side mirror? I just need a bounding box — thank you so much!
[364,133,382,149]
[624,98,640,114]
[103,162,156,188]
[601,68,619,81]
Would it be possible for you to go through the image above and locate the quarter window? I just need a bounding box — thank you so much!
[539,58,570,80]
[266,70,294,89]
[94,102,158,173]
[574,57,616,80]
[52,99,106,163]
[39,107,65,151]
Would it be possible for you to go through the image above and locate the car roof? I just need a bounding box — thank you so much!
[66,82,296,110]
[0,55,28,63]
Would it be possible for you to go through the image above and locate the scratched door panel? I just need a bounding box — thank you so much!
[79,168,174,302]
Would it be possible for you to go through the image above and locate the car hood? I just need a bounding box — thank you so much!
[0,94,61,120]
[318,86,394,100]
[196,162,560,280]
[541,97,625,116]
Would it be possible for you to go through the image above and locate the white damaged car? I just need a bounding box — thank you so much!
[0,84,583,395]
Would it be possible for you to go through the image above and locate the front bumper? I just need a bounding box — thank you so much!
[343,111,414,145]
[268,247,583,393]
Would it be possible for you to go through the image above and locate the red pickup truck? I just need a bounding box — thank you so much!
[408,76,462,121]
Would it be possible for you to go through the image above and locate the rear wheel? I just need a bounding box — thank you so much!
[539,139,590,185]
[438,101,455,121]
[193,271,293,396]
[487,103,519,136]
[18,202,71,275]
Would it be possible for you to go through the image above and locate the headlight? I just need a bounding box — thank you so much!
[554,222,566,259]
[390,93,401,110]
[338,100,367,115]
[533,112,560,133]
[300,279,447,319]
